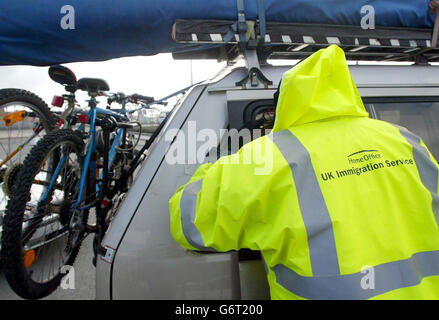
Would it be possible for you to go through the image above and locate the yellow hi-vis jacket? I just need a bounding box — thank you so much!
[169,45,439,300]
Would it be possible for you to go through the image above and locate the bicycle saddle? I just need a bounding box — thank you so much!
[77,78,110,93]
[49,65,77,86]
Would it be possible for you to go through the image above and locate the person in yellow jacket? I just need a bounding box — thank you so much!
[169,44,439,299]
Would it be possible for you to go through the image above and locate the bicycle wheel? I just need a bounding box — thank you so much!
[1,129,89,299]
[0,89,56,223]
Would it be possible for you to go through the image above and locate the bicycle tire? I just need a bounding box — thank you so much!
[0,89,56,200]
[0,88,56,131]
[1,129,87,299]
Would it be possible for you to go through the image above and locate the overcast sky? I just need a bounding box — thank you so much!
[0,54,227,111]
[0,53,416,115]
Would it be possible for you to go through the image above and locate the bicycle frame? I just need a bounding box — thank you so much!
[34,86,192,250]
[38,84,193,220]
[40,98,126,214]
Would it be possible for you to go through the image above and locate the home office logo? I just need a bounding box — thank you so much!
[320,149,383,181]
[347,149,382,165]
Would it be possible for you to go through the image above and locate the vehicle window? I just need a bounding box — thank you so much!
[215,100,275,159]
[366,102,439,161]
[235,103,274,148]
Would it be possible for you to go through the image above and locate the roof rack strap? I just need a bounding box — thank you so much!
[432,7,439,47]
[224,0,248,52]
[224,0,266,49]
[257,0,266,46]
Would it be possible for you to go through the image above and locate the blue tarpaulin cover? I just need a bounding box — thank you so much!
[0,0,435,66]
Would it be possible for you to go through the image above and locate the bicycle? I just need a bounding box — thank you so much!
[0,86,61,245]
[0,65,79,203]
[1,75,156,299]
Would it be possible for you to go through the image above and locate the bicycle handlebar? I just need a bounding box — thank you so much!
[104,92,157,105]
[130,94,154,104]
[115,121,136,129]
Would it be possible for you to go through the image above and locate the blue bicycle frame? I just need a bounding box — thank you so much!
[40,104,126,213]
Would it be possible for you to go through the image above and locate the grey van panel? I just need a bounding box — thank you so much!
[111,70,245,299]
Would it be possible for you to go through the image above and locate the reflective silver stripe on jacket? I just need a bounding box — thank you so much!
[398,128,439,226]
[273,249,439,300]
[268,130,340,276]
[180,179,215,252]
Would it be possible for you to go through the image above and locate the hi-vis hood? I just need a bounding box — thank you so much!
[272,45,369,132]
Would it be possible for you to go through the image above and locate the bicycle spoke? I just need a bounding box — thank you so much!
[0,142,9,162]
